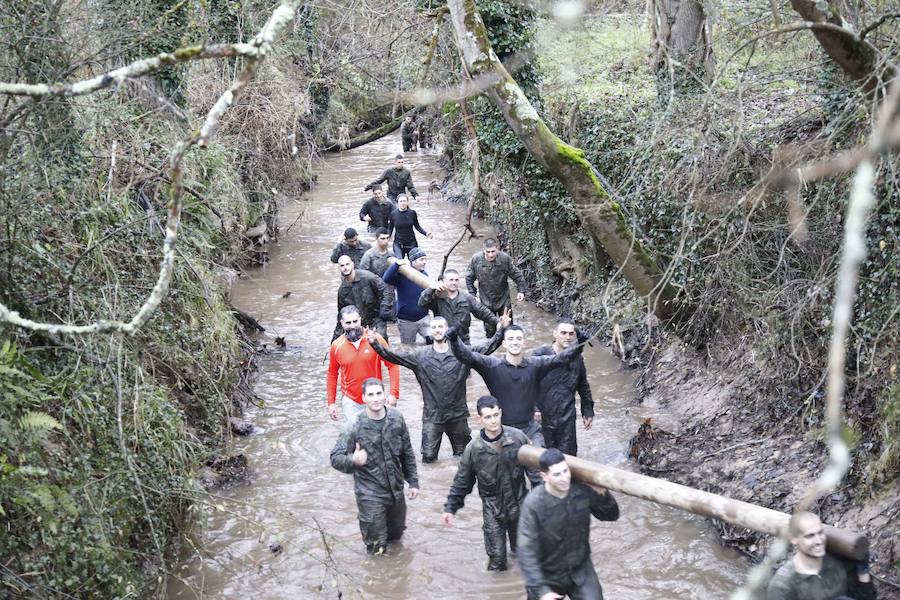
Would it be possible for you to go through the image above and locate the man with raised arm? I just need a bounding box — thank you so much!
[517,449,619,600]
[367,313,508,462]
[442,395,531,572]
[465,238,528,337]
[330,227,371,267]
[418,268,499,344]
[364,154,418,202]
[330,378,418,556]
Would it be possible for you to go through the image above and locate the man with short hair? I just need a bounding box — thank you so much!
[383,248,431,345]
[418,268,499,344]
[442,395,531,571]
[358,228,397,320]
[334,255,392,340]
[364,154,419,202]
[532,318,594,456]
[518,448,619,600]
[330,227,371,267]
[368,315,507,462]
[767,511,876,600]
[326,306,399,425]
[359,185,394,233]
[465,238,528,337]
[330,378,418,556]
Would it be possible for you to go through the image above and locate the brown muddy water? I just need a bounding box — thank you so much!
[167,133,747,599]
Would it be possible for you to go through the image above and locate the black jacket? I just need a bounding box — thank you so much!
[365,167,418,200]
[517,482,619,598]
[370,332,503,423]
[330,408,418,503]
[330,239,371,267]
[418,288,498,343]
[335,269,392,336]
[465,251,528,311]
[531,344,594,424]
[444,426,530,515]
[359,197,393,230]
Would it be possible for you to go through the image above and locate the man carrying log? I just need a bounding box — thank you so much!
[531,318,594,456]
[364,154,418,202]
[383,249,431,345]
[330,378,418,556]
[442,395,531,572]
[767,511,876,600]
[418,268,499,344]
[334,255,392,341]
[518,448,619,600]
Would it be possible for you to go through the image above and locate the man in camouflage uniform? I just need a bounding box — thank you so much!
[330,227,371,267]
[364,155,418,202]
[358,228,397,321]
[418,268,499,344]
[334,254,392,340]
[465,238,528,337]
[442,396,531,572]
[330,378,419,556]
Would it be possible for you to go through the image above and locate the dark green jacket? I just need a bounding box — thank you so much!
[767,554,876,600]
[418,288,498,343]
[465,251,528,311]
[531,344,594,422]
[365,167,418,200]
[334,269,392,338]
[330,239,371,267]
[330,408,418,504]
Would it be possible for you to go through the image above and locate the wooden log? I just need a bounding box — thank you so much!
[386,256,437,289]
[517,446,869,561]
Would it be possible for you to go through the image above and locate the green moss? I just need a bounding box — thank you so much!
[174,44,204,60]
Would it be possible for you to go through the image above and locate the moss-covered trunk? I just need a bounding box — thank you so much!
[447,0,689,324]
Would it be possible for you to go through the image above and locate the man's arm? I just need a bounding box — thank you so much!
[468,295,500,326]
[326,343,339,404]
[469,327,505,355]
[400,418,419,488]
[372,275,393,318]
[417,286,437,309]
[365,169,389,190]
[371,337,420,371]
[443,444,477,514]
[380,339,401,400]
[359,200,370,223]
[576,359,594,419]
[329,432,356,474]
[382,261,402,286]
[588,486,619,521]
[517,499,554,599]
[765,569,796,600]
[449,332,493,371]
[464,256,478,295]
[506,254,528,294]
[358,250,373,273]
[404,172,418,198]
[329,243,343,264]
[530,340,584,377]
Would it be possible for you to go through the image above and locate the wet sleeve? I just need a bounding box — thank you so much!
[469,296,499,326]
[443,444,477,513]
[373,276,393,317]
[589,487,619,522]
[517,501,553,598]
[405,173,418,198]
[329,243,342,264]
[765,571,795,600]
[359,200,369,222]
[450,334,488,370]
[507,255,528,293]
[533,342,584,377]
[383,262,401,286]
[576,359,594,419]
[400,419,419,488]
[417,286,436,309]
[330,432,356,474]
[371,338,419,371]
[369,169,389,189]
[470,327,505,355]
[465,257,478,295]
[847,572,877,600]
[412,211,427,236]
[326,344,339,404]
[358,250,372,273]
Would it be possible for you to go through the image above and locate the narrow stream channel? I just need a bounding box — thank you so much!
[167,133,747,599]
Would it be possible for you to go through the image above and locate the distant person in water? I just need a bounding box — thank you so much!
[767,511,876,600]
[401,116,416,152]
[388,194,432,259]
[364,154,419,202]
[359,185,394,234]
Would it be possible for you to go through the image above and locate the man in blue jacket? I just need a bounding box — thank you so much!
[383,247,431,345]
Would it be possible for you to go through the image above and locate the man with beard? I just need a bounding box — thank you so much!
[330,227,371,267]
[465,238,528,337]
[367,313,508,462]
[418,268,499,344]
[531,318,594,456]
[330,378,418,555]
[442,395,531,572]
[364,154,419,202]
[359,185,394,234]
[518,449,619,600]
[767,511,876,600]
[326,306,399,426]
[334,254,392,341]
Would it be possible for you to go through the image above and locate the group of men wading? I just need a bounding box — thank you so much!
[322,153,876,600]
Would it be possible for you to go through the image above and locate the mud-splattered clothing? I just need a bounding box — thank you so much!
[531,344,594,456]
[465,250,527,312]
[418,288,498,344]
[330,239,371,267]
[334,269,392,340]
[767,554,877,600]
[366,167,418,201]
[359,197,394,233]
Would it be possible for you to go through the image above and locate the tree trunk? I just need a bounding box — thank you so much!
[446,0,691,325]
[651,0,715,97]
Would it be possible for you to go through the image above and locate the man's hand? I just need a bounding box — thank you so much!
[397,258,410,266]
[351,442,368,466]
[387,395,398,407]
[540,593,563,600]
[576,327,592,345]
[583,416,593,430]
[587,483,608,496]
[407,487,419,500]
[328,404,338,421]
[364,215,372,222]
[426,231,434,239]
[365,327,377,344]
[516,292,525,303]
[499,307,512,329]
[445,327,459,342]
[442,512,454,527]
[534,411,542,424]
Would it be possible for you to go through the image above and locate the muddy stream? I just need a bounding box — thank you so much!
[168,133,747,599]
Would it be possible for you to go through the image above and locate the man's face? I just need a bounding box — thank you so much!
[346,236,359,248]
[374,188,385,201]
[376,234,390,250]
[430,319,447,341]
[483,247,498,262]
[362,383,386,413]
[553,323,577,349]
[541,460,571,495]
[340,311,361,332]
[792,515,826,559]
[412,256,427,270]
[394,158,404,169]
[338,257,355,278]
[478,405,502,436]
[445,272,460,293]
[503,329,525,356]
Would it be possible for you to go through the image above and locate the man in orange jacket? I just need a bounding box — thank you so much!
[327,305,400,427]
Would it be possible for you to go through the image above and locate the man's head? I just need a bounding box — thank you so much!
[374,228,390,250]
[788,512,826,560]
[553,318,577,349]
[404,116,412,123]
[397,194,409,210]
[337,254,355,279]
[344,228,360,248]
[476,395,502,436]
[408,247,427,270]
[502,324,525,356]
[482,238,498,262]
[394,154,404,169]
[443,269,460,293]
[361,377,386,414]
[339,306,363,341]
[429,316,448,342]
[539,448,571,495]
[372,184,384,201]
